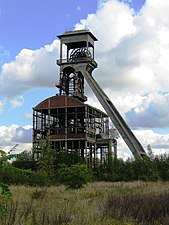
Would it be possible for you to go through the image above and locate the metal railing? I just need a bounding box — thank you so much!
[57,57,97,67]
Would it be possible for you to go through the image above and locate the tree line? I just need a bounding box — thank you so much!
[1,141,169,189]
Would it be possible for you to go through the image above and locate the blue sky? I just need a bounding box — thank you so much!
[0,0,145,60]
[0,0,99,125]
[1,0,169,158]
[0,0,145,125]
[0,0,98,59]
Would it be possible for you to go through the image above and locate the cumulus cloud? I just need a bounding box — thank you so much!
[134,129,169,155]
[1,0,169,99]
[115,129,169,159]
[76,0,135,52]
[0,125,32,151]
[1,0,169,156]
[75,0,169,95]
[87,90,145,117]
[13,127,32,143]
[126,92,169,128]
[0,124,169,159]
[0,40,60,97]
[75,0,169,131]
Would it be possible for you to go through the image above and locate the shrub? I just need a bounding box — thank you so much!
[55,151,85,169]
[58,163,92,189]
[0,165,32,185]
[0,150,13,215]
[28,171,56,187]
[36,140,56,179]
[105,191,169,224]
[0,183,12,215]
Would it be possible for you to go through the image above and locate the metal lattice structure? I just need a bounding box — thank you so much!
[70,47,92,61]
[33,29,147,163]
[33,95,113,165]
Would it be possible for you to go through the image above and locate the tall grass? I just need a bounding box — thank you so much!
[1,181,169,225]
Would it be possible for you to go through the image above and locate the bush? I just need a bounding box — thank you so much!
[12,160,36,170]
[55,151,85,169]
[105,191,169,224]
[28,171,58,187]
[58,163,92,189]
[0,165,33,185]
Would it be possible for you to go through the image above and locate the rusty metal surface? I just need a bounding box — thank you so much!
[34,96,84,110]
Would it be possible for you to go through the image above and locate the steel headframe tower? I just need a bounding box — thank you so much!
[56,29,147,160]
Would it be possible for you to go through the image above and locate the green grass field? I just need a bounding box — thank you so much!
[1,181,169,225]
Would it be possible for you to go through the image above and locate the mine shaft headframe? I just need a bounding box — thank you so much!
[57,29,98,64]
[56,29,148,160]
[56,30,98,102]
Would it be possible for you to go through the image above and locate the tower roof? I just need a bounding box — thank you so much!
[57,29,98,49]
[33,95,108,117]
[34,95,84,110]
[57,29,98,41]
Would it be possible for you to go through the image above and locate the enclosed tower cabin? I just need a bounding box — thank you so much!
[56,30,98,102]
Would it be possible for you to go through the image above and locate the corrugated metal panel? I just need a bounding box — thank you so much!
[34,96,84,110]
[67,97,83,106]
[50,96,65,107]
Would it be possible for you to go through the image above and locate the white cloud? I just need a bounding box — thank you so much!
[75,0,169,95]
[1,0,169,99]
[115,129,169,159]
[97,0,109,8]
[134,129,169,155]
[10,95,24,108]
[126,92,169,128]
[0,125,32,151]
[1,0,169,157]
[87,90,145,117]
[0,40,60,97]
[13,126,32,143]
[0,124,169,159]
[23,125,32,129]
[0,125,18,145]
[76,0,135,52]
[74,0,169,130]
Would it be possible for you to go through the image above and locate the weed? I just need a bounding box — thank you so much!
[105,191,169,224]
[31,188,47,200]
[1,182,169,225]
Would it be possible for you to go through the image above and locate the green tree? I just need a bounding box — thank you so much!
[55,150,85,169]
[36,140,56,184]
[154,154,169,181]
[0,149,14,215]
[12,150,36,170]
[58,163,92,189]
